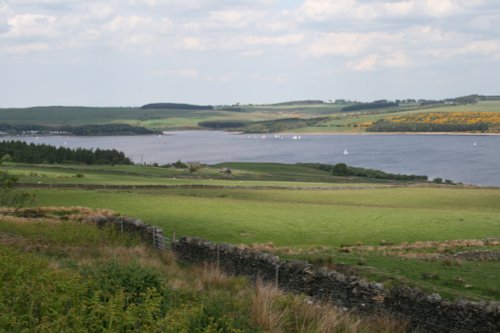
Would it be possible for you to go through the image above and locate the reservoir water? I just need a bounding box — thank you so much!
[2,131,500,186]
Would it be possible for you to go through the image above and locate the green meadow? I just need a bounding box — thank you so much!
[0,207,406,333]
[29,186,499,301]
[31,187,499,247]
[3,161,500,300]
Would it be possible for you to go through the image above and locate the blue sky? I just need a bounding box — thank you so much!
[1,0,499,107]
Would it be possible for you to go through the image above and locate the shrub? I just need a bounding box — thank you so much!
[83,261,170,309]
[172,160,189,169]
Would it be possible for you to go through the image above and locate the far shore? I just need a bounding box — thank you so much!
[222,130,500,137]
[2,129,500,138]
[276,131,500,136]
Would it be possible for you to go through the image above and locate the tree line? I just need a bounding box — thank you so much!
[367,120,489,132]
[0,123,156,136]
[0,141,133,165]
[300,162,428,181]
[341,101,399,112]
[141,103,214,110]
[199,117,329,133]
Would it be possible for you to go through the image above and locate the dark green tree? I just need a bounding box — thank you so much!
[0,170,34,210]
[332,163,349,176]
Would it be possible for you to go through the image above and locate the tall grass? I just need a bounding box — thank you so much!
[0,209,406,332]
[250,282,406,333]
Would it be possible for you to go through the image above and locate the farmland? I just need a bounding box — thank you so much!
[1,97,499,134]
[2,207,406,333]
[3,161,498,302]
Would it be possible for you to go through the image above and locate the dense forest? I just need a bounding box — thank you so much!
[0,123,156,136]
[198,120,249,129]
[198,117,329,133]
[141,103,214,110]
[341,101,399,112]
[0,141,133,165]
[301,162,428,181]
[270,100,325,106]
[367,120,489,132]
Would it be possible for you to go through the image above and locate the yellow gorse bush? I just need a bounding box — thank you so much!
[390,112,500,125]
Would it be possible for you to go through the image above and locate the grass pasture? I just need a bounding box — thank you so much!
[4,161,500,301]
[31,187,500,248]
[29,185,500,301]
[2,207,406,332]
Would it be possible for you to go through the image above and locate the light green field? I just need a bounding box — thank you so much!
[29,186,500,300]
[31,187,500,247]
[2,162,401,187]
[4,161,500,300]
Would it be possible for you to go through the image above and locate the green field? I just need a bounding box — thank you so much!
[31,187,499,247]
[1,162,403,187]
[3,161,496,301]
[0,206,407,332]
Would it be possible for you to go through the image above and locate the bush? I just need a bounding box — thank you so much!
[83,261,170,309]
[188,162,203,173]
[172,160,189,169]
[332,163,348,175]
[0,171,34,210]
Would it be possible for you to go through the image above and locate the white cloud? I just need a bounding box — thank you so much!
[347,52,411,71]
[178,36,204,50]
[298,0,486,21]
[104,15,153,32]
[7,14,58,38]
[3,41,49,54]
[308,32,402,57]
[244,33,304,46]
[154,68,199,78]
[428,40,500,60]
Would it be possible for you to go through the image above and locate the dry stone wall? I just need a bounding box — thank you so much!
[85,215,166,249]
[172,236,500,333]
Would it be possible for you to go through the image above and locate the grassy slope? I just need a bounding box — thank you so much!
[0,208,404,333]
[30,186,500,300]
[2,162,399,186]
[31,187,499,247]
[4,162,500,300]
[2,100,498,133]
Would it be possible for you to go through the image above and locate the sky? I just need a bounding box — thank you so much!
[1,0,499,107]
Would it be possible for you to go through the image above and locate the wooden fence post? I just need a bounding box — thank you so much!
[275,265,280,288]
[216,244,220,270]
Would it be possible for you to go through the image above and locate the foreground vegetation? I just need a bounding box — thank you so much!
[0,207,404,332]
[2,160,499,303]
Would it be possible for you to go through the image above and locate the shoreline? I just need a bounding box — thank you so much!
[2,130,500,138]
[224,130,500,137]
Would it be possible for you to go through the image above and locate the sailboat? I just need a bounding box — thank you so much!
[343,149,349,155]
[473,142,477,146]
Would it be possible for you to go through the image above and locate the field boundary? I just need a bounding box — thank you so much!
[85,213,499,333]
[172,237,499,333]
[15,182,471,191]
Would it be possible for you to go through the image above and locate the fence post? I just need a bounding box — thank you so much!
[172,230,176,243]
[275,265,280,288]
[216,244,220,270]
[120,221,124,234]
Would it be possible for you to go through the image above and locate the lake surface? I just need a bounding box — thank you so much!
[3,131,500,186]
